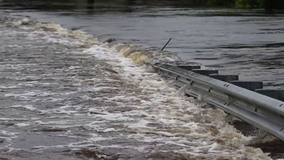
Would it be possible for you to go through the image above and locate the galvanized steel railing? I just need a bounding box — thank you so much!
[153,63,284,141]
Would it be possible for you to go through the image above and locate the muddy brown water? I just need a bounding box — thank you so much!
[1,1,284,160]
[1,0,284,89]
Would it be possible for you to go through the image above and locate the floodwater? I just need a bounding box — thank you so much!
[1,0,284,88]
[1,0,284,160]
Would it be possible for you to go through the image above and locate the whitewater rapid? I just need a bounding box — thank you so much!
[0,15,274,160]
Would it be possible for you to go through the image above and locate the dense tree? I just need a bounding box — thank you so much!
[235,0,263,8]
[198,0,283,10]
[207,0,235,7]
[205,0,284,12]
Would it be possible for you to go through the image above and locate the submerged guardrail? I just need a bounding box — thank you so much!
[153,63,284,141]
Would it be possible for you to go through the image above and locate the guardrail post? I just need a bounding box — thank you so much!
[177,65,201,71]
[230,81,263,91]
[209,74,239,82]
[256,89,284,102]
[191,69,218,76]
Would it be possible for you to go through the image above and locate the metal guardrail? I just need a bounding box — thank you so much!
[153,63,284,141]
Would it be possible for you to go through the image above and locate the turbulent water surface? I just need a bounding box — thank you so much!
[0,16,273,160]
[1,0,284,88]
[1,1,284,160]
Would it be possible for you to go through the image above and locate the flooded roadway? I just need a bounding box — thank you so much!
[0,15,276,160]
[1,0,284,89]
[1,1,284,159]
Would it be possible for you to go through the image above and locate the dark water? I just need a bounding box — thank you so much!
[1,0,284,88]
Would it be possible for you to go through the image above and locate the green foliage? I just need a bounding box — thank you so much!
[235,0,248,8]
[235,0,263,8]
[207,0,225,6]
[207,0,235,6]
[205,0,269,8]
[176,0,284,9]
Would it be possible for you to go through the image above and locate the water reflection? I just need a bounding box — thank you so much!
[87,0,94,12]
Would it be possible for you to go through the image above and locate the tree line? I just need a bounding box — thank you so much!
[201,0,283,11]
[173,0,282,13]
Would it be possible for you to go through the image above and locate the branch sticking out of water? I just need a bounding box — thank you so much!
[160,38,172,52]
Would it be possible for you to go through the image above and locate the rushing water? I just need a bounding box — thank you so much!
[0,16,273,160]
[1,1,284,160]
[1,0,284,88]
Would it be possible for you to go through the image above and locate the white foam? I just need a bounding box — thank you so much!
[5,105,40,113]
[1,17,273,159]
[15,122,31,127]
[82,44,271,159]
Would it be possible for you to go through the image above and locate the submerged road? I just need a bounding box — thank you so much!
[0,16,275,160]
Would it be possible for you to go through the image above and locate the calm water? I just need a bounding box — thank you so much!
[1,0,284,88]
